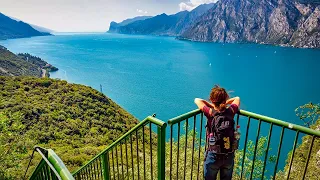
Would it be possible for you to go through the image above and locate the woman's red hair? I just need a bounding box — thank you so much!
[209,85,229,111]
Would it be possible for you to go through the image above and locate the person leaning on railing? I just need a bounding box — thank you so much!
[194,85,240,180]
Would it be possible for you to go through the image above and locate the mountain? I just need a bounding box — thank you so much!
[29,24,54,33]
[180,0,320,48]
[0,12,51,40]
[0,76,139,179]
[114,11,188,36]
[0,45,57,77]
[8,15,54,33]
[108,16,152,32]
[109,3,215,36]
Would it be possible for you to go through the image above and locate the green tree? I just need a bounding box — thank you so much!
[233,137,276,180]
[295,102,320,127]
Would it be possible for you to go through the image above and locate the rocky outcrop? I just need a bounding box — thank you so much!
[108,16,152,33]
[180,0,320,48]
[289,5,320,48]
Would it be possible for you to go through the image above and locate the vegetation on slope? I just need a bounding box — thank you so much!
[18,53,58,77]
[0,76,138,179]
[277,103,320,179]
[0,46,39,76]
[100,124,277,180]
[0,46,57,77]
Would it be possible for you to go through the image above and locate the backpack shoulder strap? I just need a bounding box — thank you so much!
[211,111,220,135]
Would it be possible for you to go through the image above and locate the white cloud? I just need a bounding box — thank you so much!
[136,9,148,14]
[179,3,194,11]
[179,0,218,11]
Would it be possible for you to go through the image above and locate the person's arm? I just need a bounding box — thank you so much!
[227,96,240,114]
[226,96,240,107]
[194,98,214,110]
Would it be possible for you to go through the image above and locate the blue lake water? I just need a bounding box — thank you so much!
[1,33,320,175]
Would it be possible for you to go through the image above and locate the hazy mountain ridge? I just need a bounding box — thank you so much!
[30,24,54,33]
[0,12,51,40]
[180,0,320,48]
[108,3,215,36]
[108,16,153,33]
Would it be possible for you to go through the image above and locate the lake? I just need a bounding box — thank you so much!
[1,33,319,175]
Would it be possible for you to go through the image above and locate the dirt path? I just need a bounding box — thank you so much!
[0,67,14,76]
[41,69,46,78]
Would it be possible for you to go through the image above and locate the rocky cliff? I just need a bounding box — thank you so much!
[180,0,320,48]
[108,16,152,33]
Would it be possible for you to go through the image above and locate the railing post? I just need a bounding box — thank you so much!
[101,152,110,180]
[157,123,167,180]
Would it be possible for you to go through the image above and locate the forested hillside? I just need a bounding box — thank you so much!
[0,45,57,77]
[0,77,139,179]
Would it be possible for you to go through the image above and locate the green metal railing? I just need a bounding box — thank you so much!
[27,109,320,180]
[72,115,167,180]
[25,146,74,180]
[167,109,320,180]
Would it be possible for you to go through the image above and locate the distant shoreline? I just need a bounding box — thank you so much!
[0,33,52,41]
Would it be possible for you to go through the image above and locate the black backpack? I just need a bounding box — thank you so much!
[206,108,235,153]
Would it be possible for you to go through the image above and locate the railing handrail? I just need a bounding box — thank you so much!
[168,108,320,137]
[72,115,167,175]
[47,149,75,180]
[26,109,319,179]
[27,146,74,180]
[240,110,320,137]
[168,109,201,125]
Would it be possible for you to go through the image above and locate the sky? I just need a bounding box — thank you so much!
[0,0,217,32]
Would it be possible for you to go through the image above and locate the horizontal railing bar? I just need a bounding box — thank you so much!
[168,109,201,125]
[169,109,320,137]
[239,110,320,137]
[72,116,166,175]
